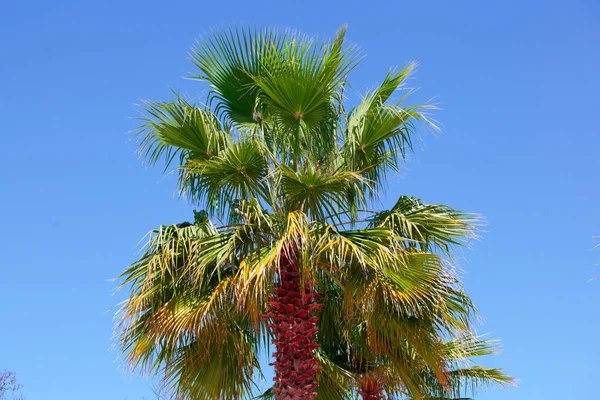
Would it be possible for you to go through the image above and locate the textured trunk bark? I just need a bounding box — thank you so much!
[358,374,385,400]
[263,250,322,400]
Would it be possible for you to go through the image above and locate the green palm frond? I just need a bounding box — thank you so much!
[309,230,473,399]
[421,363,514,400]
[314,351,355,400]
[137,94,231,169]
[342,64,436,195]
[182,139,269,215]
[309,220,483,399]
[191,26,358,135]
[373,195,480,255]
[162,319,259,400]
[190,26,285,125]
[279,165,366,221]
[416,336,514,399]
[117,218,269,399]
[439,336,499,360]
[251,26,358,164]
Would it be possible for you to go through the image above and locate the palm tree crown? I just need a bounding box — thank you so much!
[116,26,500,400]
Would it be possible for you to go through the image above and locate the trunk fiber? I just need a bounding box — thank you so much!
[263,250,322,400]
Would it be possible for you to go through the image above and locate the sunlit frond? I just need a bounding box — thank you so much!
[342,64,436,194]
[117,217,273,398]
[279,165,366,220]
[374,195,480,255]
[251,26,359,164]
[190,26,286,125]
[419,336,515,399]
[163,318,259,400]
[182,139,270,215]
[136,94,230,169]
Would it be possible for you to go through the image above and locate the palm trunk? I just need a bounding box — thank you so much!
[357,373,385,400]
[263,250,322,400]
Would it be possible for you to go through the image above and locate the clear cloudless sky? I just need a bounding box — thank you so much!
[1,0,599,399]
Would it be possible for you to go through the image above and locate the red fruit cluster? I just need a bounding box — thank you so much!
[358,375,385,400]
[262,252,323,400]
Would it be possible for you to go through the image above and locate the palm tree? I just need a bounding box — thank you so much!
[117,26,481,400]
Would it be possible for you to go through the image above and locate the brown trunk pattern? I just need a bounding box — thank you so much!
[262,251,322,400]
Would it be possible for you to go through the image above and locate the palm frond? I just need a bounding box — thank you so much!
[342,65,436,194]
[251,26,359,164]
[190,26,286,125]
[278,165,366,220]
[117,218,270,398]
[422,365,514,399]
[439,336,500,361]
[182,139,269,216]
[314,351,355,400]
[373,195,480,255]
[136,94,230,169]
[163,318,259,400]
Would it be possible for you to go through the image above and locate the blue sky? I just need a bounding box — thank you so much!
[1,0,599,399]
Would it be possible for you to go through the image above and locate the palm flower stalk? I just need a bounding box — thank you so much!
[357,372,386,400]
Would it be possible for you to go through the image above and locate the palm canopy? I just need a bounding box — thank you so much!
[118,26,481,399]
[138,26,436,221]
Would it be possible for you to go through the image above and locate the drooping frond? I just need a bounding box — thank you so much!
[443,366,514,395]
[419,336,515,399]
[314,351,355,400]
[162,319,260,400]
[304,223,473,398]
[117,218,270,399]
[373,195,480,255]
